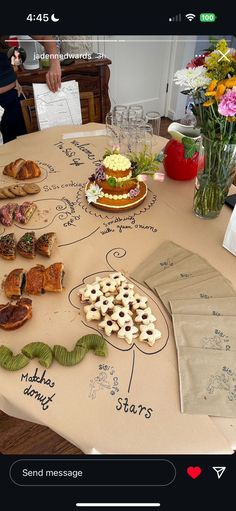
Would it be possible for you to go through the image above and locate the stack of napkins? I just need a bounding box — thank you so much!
[132,241,236,417]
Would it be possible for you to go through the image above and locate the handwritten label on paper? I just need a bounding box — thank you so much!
[21,368,56,411]
[54,140,101,168]
[43,180,84,193]
[100,215,158,236]
[160,259,174,269]
[37,161,57,174]
[116,396,154,419]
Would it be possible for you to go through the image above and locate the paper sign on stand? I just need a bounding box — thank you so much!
[33,80,82,130]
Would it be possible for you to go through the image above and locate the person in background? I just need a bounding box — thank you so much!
[0,35,61,143]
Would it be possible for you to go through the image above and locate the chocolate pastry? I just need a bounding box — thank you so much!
[0,233,16,260]
[17,231,36,259]
[36,232,57,257]
[25,264,45,295]
[3,268,26,299]
[43,262,64,292]
[0,297,32,330]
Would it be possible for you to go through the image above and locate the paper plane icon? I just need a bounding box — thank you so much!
[212,467,226,479]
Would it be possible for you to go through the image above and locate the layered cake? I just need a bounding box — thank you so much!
[85,152,147,211]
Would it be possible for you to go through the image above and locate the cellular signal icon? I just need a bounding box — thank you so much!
[185,13,196,21]
[169,14,182,22]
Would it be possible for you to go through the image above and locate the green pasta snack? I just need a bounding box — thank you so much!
[53,345,87,366]
[0,334,108,371]
[76,334,108,357]
[0,345,30,371]
[22,342,53,368]
[54,334,107,366]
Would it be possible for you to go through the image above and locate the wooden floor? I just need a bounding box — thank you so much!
[0,117,191,455]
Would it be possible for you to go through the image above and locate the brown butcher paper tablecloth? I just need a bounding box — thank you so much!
[0,123,235,454]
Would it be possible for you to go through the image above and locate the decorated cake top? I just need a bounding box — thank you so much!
[103,154,131,172]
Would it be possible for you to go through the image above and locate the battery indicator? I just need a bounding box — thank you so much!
[200,13,217,22]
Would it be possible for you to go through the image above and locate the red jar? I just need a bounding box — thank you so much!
[163,139,199,181]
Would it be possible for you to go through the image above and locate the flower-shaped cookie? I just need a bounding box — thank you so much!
[132,293,148,310]
[84,304,101,321]
[109,272,127,287]
[84,283,103,303]
[95,295,115,315]
[139,323,161,346]
[78,286,88,302]
[118,322,139,344]
[115,288,134,307]
[118,282,134,292]
[99,315,119,336]
[135,307,156,325]
[99,278,117,294]
[111,305,133,327]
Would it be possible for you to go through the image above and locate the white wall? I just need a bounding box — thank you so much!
[166,36,197,120]
[102,36,172,116]
[97,36,221,120]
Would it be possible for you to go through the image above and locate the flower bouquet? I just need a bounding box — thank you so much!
[174,39,236,218]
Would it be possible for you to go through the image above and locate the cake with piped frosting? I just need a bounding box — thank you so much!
[85,152,147,211]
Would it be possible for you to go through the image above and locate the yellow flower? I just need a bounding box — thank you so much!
[205,39,236,80]
[203,99,214,107]
[205,91,216,96]
[215,83,226,100]
[224,77,236,88]
[207,79,218,91]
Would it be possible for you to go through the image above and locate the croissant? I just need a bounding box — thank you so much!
[3,159,41,180]
[3,159,26,178]
[17,161,41,179]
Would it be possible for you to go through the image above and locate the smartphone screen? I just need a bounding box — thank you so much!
[0,4,236,510]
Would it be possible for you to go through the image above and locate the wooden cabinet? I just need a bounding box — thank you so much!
[17,58,111,124]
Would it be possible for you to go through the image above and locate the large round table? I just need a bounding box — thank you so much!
[0,123,235,454]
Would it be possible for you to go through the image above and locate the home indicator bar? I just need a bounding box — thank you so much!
[76,504,161,508]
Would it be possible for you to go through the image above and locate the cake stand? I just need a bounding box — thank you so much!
[85,181,148,212]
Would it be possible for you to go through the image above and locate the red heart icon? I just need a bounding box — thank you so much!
[187,466,202,479]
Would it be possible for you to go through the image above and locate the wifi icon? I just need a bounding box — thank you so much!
[185,13,196,21]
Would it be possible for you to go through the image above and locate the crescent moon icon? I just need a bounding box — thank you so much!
[51,13,60,22]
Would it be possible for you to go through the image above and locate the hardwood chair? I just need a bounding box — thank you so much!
[79,91,95,123]
[20,98,37,134]
[21,91,95,134]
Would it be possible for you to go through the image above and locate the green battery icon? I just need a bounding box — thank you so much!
[200,13,217,22]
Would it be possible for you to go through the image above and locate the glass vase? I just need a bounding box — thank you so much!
[193,135,236,219]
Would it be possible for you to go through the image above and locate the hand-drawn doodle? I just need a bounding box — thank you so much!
[202,329,230,350]
[89,365,119,400]
[207,366,236,401]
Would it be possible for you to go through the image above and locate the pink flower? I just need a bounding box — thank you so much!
[153,172,165,182]
[137,174,147,182]
[218,90,236,117]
